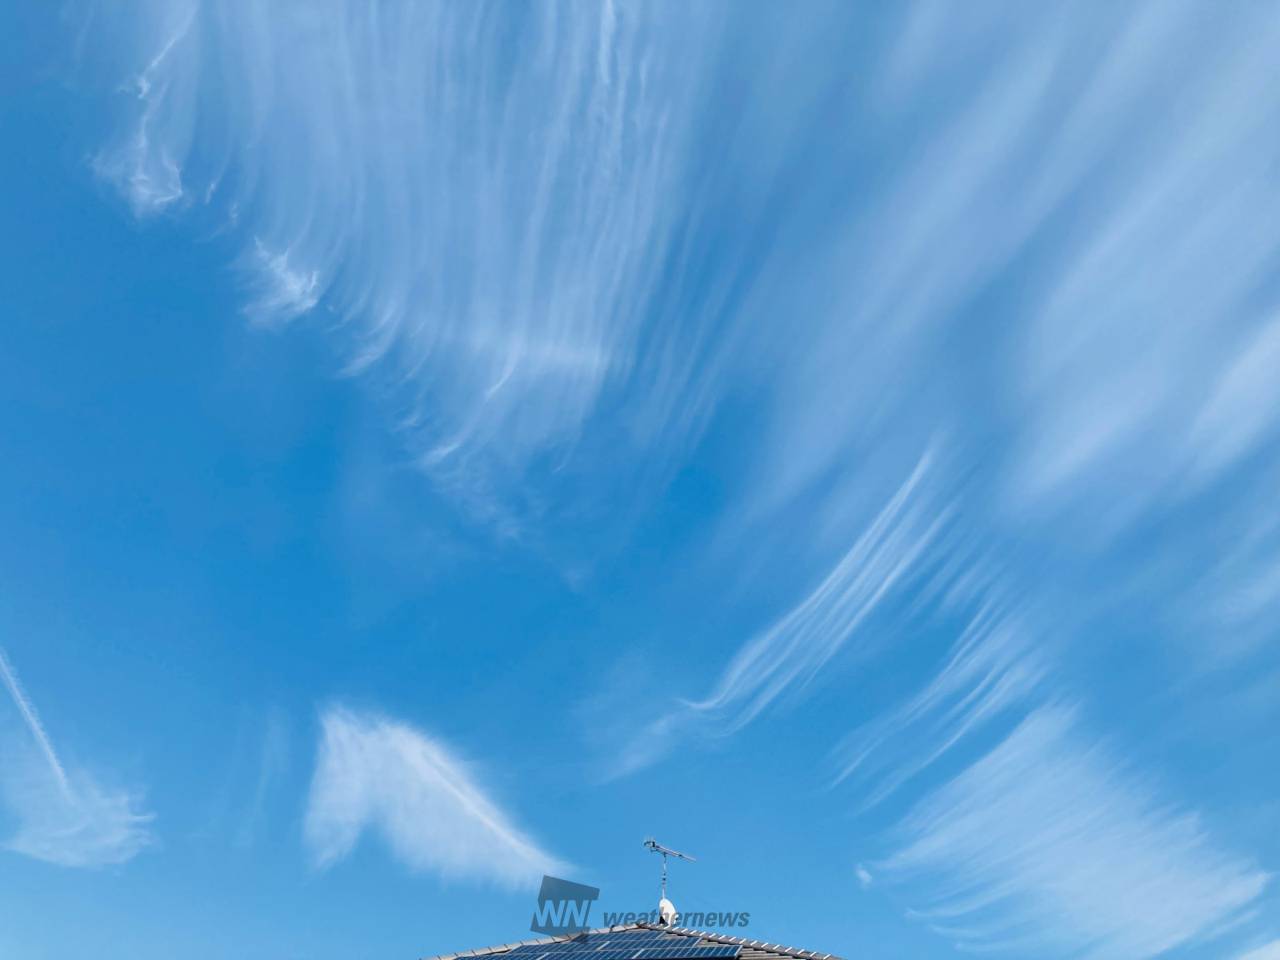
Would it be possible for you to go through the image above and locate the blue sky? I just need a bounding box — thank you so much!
[2,2,1279,959]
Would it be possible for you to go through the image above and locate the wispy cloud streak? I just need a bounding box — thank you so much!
[882,706,1269,959]
[0,646,153,868]
[0,647,72,798]
[687,456,940,730]
[831,603,1044,809]
[304,706,563,888]
[89,0,717,525]
[1237,940,1280,960]
[609,455,943,777]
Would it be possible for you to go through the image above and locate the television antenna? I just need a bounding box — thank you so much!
[643,837,696,904]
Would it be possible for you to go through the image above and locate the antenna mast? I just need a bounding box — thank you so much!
[643,837,696,902]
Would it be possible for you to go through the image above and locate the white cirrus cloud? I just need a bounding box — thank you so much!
[1236,940,1280,960]
[88,0,716,521]
[831,602,1045,809]
[304,706,564,888]
[1007,6,1280,533]
[604,454,943,778]
[0,646,153,868]
[882,706,1269,960]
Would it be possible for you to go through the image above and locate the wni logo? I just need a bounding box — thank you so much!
[530,875,601,936]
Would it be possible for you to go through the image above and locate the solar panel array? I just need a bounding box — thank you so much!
[560,947,739,960]
[507,931,680,952]
[506,931,740,960]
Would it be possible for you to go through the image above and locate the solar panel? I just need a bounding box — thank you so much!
[507,943,580,955]
[581,945,737,960]
[509,937,647,955]
[507,932,740,960]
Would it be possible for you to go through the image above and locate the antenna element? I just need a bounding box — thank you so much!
[643,837,696,906]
